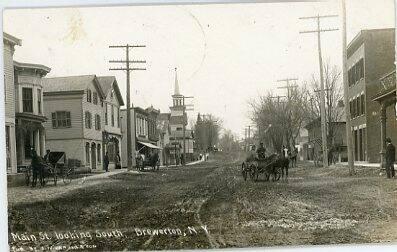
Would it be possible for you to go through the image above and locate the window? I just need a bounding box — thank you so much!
[111,105,115,127]
[95,114,101,130]
[358,59,364,80]
[117,108,121,128]
[111,90,114,98]
[86,89,92,103]
[86,143,90,165]
[51,111,71,128]
[97,144,101,164]
[22,88,33,112]
[6,126,11,168]
[357,96,361,116]
[4,74,6,103]
[105,104,108,125]
[37,89,42,114]
[361,94,365,115]
[93,92,98,105]
[85,111,92,129]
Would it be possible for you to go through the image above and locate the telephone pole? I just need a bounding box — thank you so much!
[277,78,298,100]
[342,0,355,175]
[182,95,194,166]
[269,95,287,106]
[109,44,146,171]
[300,14,338,168]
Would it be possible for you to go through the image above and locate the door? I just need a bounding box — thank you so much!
[91,143,96,169]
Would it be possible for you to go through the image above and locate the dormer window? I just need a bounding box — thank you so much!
[93,92,98,105]
[87,89,92,103]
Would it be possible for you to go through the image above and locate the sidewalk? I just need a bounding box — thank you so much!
[336,162,381,169]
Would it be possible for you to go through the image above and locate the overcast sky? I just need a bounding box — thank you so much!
[3,0,395,138]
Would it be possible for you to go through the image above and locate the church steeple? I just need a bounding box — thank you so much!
[172,67,183,107]
[174,67,181,96]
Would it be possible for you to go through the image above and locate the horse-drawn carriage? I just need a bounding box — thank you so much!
[25,152,69,187]
[136,152,160,171]
[241,154,289,182]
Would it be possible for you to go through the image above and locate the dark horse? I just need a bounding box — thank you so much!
[267,154,290,180]
[142,152,160,171]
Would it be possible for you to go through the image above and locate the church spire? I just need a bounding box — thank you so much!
[174,67,181,96]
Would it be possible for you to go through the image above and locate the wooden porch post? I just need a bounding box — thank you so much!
[380,103,387,169]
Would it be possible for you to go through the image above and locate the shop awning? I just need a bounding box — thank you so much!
[138,141,162,150]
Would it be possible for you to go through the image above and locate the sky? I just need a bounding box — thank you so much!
[3,0,395,139]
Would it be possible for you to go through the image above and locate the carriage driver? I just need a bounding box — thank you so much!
[246,145,258,163]
[257,142,266,160]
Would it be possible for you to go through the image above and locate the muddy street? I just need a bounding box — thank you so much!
[8,152,397,251]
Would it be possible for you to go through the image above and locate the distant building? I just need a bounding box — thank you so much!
[97,76,124,169]
[347,28,397,163]
[3,32,21,174]
[169,68,194,162]
[14,61,50,167]
[305,118,347,163]
[43,75,106,171]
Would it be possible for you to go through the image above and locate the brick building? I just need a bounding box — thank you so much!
[347,28,397,163]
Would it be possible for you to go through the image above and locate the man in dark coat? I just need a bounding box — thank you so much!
[104,152,110,172]
[385,137,395,178]
[31,149,42,187]
[257,142,266,160]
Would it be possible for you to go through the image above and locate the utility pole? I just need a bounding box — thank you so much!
[342,0,355,175]
[182,95,194,166]
[109,44,146,171]
[300,14,338,168]
[277,78,298,100]
[243,128,246,150]
[269,95,287,106]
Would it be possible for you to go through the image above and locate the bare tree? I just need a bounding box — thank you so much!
[309,61,344,148]
[249,85,311,153]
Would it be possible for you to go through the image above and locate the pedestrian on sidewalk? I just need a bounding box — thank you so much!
[115,151,121,169]
[385,137,395,178]
[104,152,109,172]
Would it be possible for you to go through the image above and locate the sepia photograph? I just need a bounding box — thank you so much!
[1,0,397,251]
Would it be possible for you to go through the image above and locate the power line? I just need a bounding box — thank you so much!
[299,14,338,168]
[109,44,146,171]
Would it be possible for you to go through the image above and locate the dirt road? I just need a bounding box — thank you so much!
[8,152,397,251]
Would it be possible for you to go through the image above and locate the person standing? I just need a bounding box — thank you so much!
[385,137,395,178]
[31,149,42,187]
[115,151,121,169]
[104,151,110,172]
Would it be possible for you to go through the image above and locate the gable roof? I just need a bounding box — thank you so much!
[43,75,105,98]
[97,76,125,106]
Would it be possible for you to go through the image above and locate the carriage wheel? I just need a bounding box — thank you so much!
[274,168,282,181]
[241,163,247,181]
